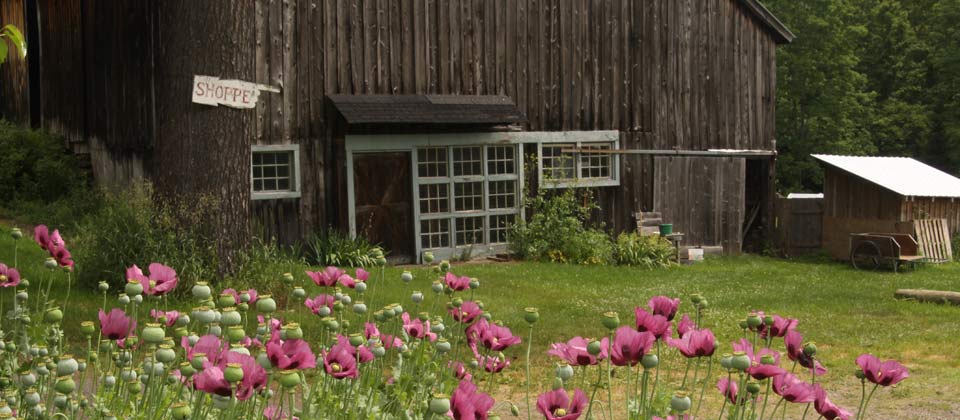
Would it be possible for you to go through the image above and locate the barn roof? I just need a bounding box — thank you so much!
[737,0,795,44]
[328,94,525,126]
[812,154,960,198]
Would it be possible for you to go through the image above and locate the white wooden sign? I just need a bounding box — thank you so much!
[192,75,280,109]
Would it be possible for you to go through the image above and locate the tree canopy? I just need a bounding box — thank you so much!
[764,0,960,193]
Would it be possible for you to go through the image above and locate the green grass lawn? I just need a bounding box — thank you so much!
[2,223,958,418]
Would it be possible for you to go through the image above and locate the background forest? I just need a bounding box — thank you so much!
[766,0,960,193]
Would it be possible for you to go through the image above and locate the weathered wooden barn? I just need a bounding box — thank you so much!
[814,154,960,260]
[0,0,792,263]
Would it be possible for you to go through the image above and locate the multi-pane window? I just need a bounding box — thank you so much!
[252,145,300,199]
[539,140,617,187]
[416,145,520,252]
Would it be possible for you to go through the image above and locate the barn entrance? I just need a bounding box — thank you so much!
[353,152,415,263]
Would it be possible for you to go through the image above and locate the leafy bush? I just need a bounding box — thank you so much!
[613,232,676,268]
[306,228,383,268]
[0,120,97,228]
[509,188,613,265]
[71,182,221,291]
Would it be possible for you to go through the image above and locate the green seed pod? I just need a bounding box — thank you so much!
[217,294,236,308]
[282,272,295,285]
[670,391,692,413]
[746,313,762,329]
[226,325,246,343]
[224,363,244,383]
[760,353,777,366]
[126,379,142,394]
[191,282,212,300]
[80,321,96,336]
[435,339,452,353]
[429,395,450,414]
[171,402,192,420]
[747,381,762,394]
[10,228,22,240]
[803,342,817,357]
[422,252,435,264]
[642,354,660,369]
[124,280,144,296]
[556,362,574,381]
[732,351,752,372]
[586,340,602,356]
[279,370,301,388]
[98,281,110,292]
[257,295,277,313]
[524,307,540,324]
[401,271,414,283]
[141,324,166,344]
[601,311,620,330]
[156,345,177,364]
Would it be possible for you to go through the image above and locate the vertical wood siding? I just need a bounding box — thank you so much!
[0,0,28,124]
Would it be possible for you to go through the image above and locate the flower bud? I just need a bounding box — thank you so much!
[524,307,540,324]
[191,282,212,300]
[98,281,110,292]
[429,395,450,414]
[586,340,602,356]
[732,351,751,371]
[855,368,866,380]
[510,403,520,416]
[601,311,620,330]
[670,392,692,413]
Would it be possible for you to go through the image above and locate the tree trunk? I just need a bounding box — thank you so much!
[153,1,254,274]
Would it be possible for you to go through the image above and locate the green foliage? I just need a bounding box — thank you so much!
[306,228,383,268]
[612,232,675,269]
[71,183,220,292]
[766,0,960,192]
[0,121,97,229]
[0,24,26,64]
[224,237,305,305]
[508,188,613,265]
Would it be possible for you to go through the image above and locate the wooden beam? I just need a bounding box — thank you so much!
[560,148,776,157]
[895,289,960,306]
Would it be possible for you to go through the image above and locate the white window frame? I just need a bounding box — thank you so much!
[534,132,620,188]
[251,144,302,200]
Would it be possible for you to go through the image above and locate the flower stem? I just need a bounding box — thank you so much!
[695,356,713,419]
[584,362,604,420]
[859,383,880,420]
[524,324,534,420]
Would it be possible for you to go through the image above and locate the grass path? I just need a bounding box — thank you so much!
[2,224,958,418]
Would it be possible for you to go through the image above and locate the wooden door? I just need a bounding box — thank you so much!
[353,152,414,262]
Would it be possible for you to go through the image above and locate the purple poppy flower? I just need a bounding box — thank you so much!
[182,334,225,365]
[760,315,798,338]
[34,225,51,251]
[304,294,336,314]
[0,263,21,288]
[856,354,909,387]
[676,314,695,338]
[140,263,178,296]
[475,319,521,351]
[773,373,817,403]
[450,380,495,420]
[445,272,472,291]
[785,330,827,376]
[332,335,375,363]
[648,296,681,321]
[814,385,852,420]
[667,328,717,358]
[401,312,437,341]
[323,344,358,379]
[548,337,609,366]
[450,301,482,324]
[634,308,672,340]
[749,364,786,380]
[267,338,317,370]
[98,308,136,340]
[223,351,267,400]
[480,354,510,373]
[611,326,655,367]
[150,309,180,327]
[536,388,588,420]
[717,377,741,404]
[307,266,345,287]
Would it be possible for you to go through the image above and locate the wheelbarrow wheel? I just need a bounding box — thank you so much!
[851,241,882,270]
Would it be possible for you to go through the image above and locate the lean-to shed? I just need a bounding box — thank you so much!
[813,154,960,259]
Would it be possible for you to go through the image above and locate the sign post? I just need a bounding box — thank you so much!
[192,75,280,109]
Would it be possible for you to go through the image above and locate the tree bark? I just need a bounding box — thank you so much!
[154,1,254,274]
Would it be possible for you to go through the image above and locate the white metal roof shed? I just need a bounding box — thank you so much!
[812,154,960,198]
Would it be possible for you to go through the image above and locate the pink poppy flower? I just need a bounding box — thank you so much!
[257,315,283,334]
[444,272,471,291]
[717,377,745,405]
[365,322,403,349]
[139,263,178,296]
[760,315,799,338]
[785,330,827,376]
[450,301,482,324]
[0,263,21,288]
[450,380,495,420]
[773,373,817,403]
[536,388,588,420]
[401,312,437,341]
[332,335,375,363]
[49,244,74,270]
[355,268,369,282]
[634,308,672,339]
[547,336,609,366]
[749,364,786,380]
[267,338,317,370]
[193,364,231,397]
[480,354,511,373]
[98,308,136,340]
[813,385,852,420]
[667,328,717,358]
[449,361,473,382]
[34,225,51,250]
[323,344,358,379]
[855,354,909,387]
[338,275,356,288]
[223,351,267,400]
[304,294,336,314]
[648,296,681,321]
[223,288,258,305]
[307,266,345,287]
[676,314,695,338]
[473,318,520,351]
[263,405,299,420]
[150,309,180,327]
[181,335,225,365]
[611,326,655,367]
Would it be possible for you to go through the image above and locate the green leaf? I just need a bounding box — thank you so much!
[2,24,25,58]
[0,40,7,65]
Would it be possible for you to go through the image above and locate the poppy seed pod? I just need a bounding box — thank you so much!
[411,291,424,303]
[226,325,246,343]
[282,272,295,285]
[217,294,236,308]
[803,342,817,357]
[439,261,451,272]
[429,395,450,414]
[156,346,176,363]
[98,281,110,292]
[126,379,142,394]
[142,324,165,344]
[746,313,762,329]
[670,391,692,413]
[224,363,244,383]
[720,354,733,370]
[11,228,22,240]
[220,308,242,326]
[641,354,659,369]
[760,354,777,365]
[171,402,192,420]
[747,381,761,394]
[586,340,602,356]
[431,281,444,294]
[133,294,143,304]
[524,307,540,324]
[353,302,367,314]
[124,280,143,296]
[118,294,130,305]
[284,323,304,340]
[732,351,752,371]
[469,278,480,289]
[556,363,574,381]
[401,271,414,283]
[452,297,463,308]
[191,282,212,300]
[44,307,63,324]
[601,311,620,330]
[280,370,301,388]
[44,258,58,270]
[763,315,774,326]
[423,252,435,264]
[435,339,451,353]
[55,356,78,376]
[257,295,277,313]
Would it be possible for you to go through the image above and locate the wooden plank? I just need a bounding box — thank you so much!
[895,289,960,306]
